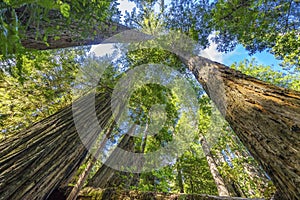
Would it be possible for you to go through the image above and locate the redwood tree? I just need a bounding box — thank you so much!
[2,30,300,199]
[1,1,299,199]
[185,55,300,199]
[0,92,112,199]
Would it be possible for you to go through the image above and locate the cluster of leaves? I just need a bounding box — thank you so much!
[165,0,212,47]
[128,83,178,128]
[0,47,86,137]
[135,147,219,194]
[231,59,300,91]
[125,0,166,35]
[1,0,300,197]
[176,145,218,194]
[0,0,116,55]
[211,0,300,68]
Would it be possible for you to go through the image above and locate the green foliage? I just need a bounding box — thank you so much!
[0,0,115,55]
[272,31,300,69]
[0,47,86,137]
[126,48,185,73]
[178,146,218,194]
[119,45,212,196]
[212,128,277,198]
[135,140,219,195]
[165,0,212,48]
[59,3,70,18]
[211,0,300,68]
[231,59,300,91]
[0,5,21,56]
[112,33,280,197]
[1,0,299,197]
[129,83,178,126]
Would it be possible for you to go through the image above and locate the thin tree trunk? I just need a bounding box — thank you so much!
[231,182,246,198]
[177,162,184,193]
[0,92,112,200]
[200,135,230,196]
[234,145,271,197]
[87,122,150,189]
[66,122,115,200]
[87,125,137,188]
[213,151,246,197]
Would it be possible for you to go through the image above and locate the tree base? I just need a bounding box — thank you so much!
[78,187,264,200]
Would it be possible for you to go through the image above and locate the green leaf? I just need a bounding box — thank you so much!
[60,3,70,18]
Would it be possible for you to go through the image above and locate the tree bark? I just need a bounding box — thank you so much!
[186,56,300,199]
[176,162,185,193]
[78,187,264,200]
[200,135,230,196]
[6,15,300,198]
[66,123,115,200]
[0,92,112,200]
[21,21,129,51]
[87,125,137,188]
[13,7,130,52]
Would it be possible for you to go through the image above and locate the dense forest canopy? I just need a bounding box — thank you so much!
[0,0,299,200]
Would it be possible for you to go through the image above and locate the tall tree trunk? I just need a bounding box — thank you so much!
[14,7,129,52]
[176,162,185,193]
[0,92,112,200]
[87,125,137,188]
[10,17,300,198]
[66,122,116,200]
[200,135,230,196]
[21,21,129,51]
[186,56,300,199]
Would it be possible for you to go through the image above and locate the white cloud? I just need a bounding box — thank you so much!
[200,42,224,63]
[199,34,225,63]
[90,44,115,57]
[118,0,136,21]
[199,34,245,66]
[90,0,136,57]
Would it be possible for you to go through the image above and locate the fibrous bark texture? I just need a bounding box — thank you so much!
[67,123,116,200]
[187,56,300,200]
[14,7,129,51]
[6,15,300,198]
[0,92,112,200]
[87,133,138,188]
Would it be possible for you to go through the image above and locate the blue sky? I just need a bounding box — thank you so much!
[223,46,280,67]
[201,41,282,70]
[92,0,282,70]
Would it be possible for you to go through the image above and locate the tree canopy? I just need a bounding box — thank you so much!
[0,0,299,200]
